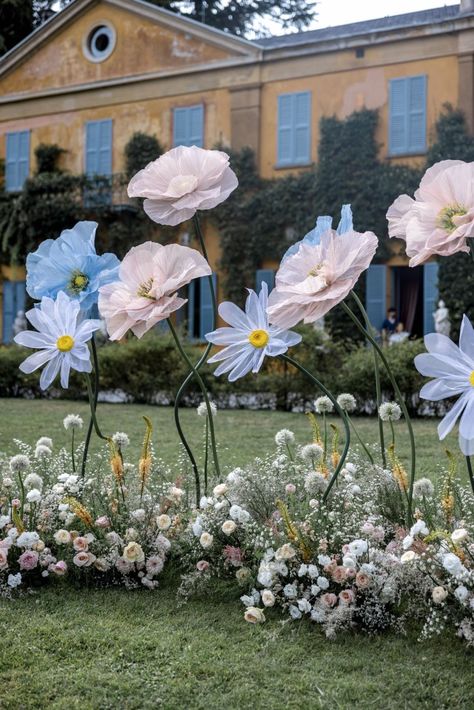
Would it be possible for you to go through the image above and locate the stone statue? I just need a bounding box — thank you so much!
[433,299,451,337]
[12,310,27,337]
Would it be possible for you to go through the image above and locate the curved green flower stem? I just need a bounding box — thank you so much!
[17,472,26,517]
[350,290,387,467]
[172,213,218,497]
[322,413,328,464]
[85,373,108,442]
[71,429,76,473]
[341,300,417,523]
[168,319,221,502]
[466,456,474,495]
[204,417,209,496]
[280,354,350,502]
[389,419,396,450]
[346,413,374,465]
[81,336,100,476]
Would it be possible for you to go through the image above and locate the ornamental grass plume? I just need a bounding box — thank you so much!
[139,416,153,499]
[387,160,474,266]
[99,241,211,340]
[65,497,94,528]
[388,443,408,493]
[127,145,238,226]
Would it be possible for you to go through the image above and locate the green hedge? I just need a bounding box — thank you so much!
[0,329,427,411]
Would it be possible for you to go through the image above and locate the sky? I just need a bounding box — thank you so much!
[315,0,459,28]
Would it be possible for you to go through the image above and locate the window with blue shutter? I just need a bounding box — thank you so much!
[277,92,311,166]
[173,105,204,148]
[256,269,275,292]
[389,75,427,155]
[5,131,30,192]
[85,119,112,205]
[365,265,387,333]
[423,262,439,335]
[2,280,26,343]
[187,274,216,340]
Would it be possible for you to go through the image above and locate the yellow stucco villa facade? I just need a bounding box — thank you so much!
[1,0,474,341]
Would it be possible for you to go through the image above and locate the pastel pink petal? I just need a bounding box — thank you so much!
[144,199,196,226]
[386,194,414,238]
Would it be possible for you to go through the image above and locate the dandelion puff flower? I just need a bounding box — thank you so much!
[378,402,402,422]
[98,241,211,340]
[127,145,238,227]
[205,282,301,382]
[14,291,101,390]
[387,160,474,267]
[415,314,474,455]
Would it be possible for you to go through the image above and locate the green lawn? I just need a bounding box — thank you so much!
[1,399,472,709]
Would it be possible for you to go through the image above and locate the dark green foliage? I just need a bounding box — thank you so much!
[35,143,64,173]
[124,132,163,180]
[0,0,33,55]
[426,103,474,166]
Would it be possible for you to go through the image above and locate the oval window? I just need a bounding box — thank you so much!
[83,23,116,62]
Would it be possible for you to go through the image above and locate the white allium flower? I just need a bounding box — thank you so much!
[9,454,30,474]
[197,401,217,417]
[26,489,42,503]
[112,432,130,448]
[63,414,84,430]
[34,445,52,459]
[314,396,334,414]
[131,508,146,522]
[304,471,327,493]
[2,476,13,488]
[300,443,324,464]
[275,429,295,447]
[336,393,357,412]
[36,437,53,449]
[413,477,435,499]
[24,473,43,491]
[378,402,402,422]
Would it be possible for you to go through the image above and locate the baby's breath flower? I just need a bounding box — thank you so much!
[112,432,130,448]
[197,401,217,417]
[275,429,295,447]
[378,402,402,422]
[336,393,357,413]
[63,414,84,430]
[9,454,30,474]
[36,437,53,449]
[314,396,334,414]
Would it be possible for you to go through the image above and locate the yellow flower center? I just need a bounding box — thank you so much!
[137,278,154,299]
[68,271,89,294]
[437,204,467,233]
[470,371,474,387]
[56,335,75,352]
[248,329,269,349]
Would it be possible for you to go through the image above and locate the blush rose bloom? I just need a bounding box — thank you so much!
[267,229,378,329]
[123,542,145,563]
[99,242,211,340]
[387,160,474,266]
[244,607,265,624]
[73,551,96,567]
[0,548,8,569]
[127,146,238,226]
[73,536,89,552]
[18,550,39,571]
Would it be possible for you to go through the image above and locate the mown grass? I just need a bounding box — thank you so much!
[0,399,472,709]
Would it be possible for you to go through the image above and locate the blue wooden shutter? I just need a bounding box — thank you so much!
[277,92,311,165]
[389,78,408,155]
[256,269,275,292]
[199,273,217,340]
[365,265,387,332]
[294,92,311,164]
[408,75,427,153]
[5,131,30,192]
[85,120,112,175]
[173,105,204,147]
[2,280,26,343]
[423,262,439,335]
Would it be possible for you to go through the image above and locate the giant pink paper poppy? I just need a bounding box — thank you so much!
[127,146,238,226]
[267,229,378,329]
[387,160,474,266]
[98,242,211,339]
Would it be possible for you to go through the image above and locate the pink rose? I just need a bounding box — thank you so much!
[73,552,96,567]
[339,589,355,604]
[285,483,296,495]
[331,566,347,583]
[18,550,39,571]
[196,560,210,572]
[73,536,89,552]
[355,572,372,589]
[95,516,110,529]
[0,548,8,569]
[51,560,67,576]
[345,567,357,579]
[321,593,338,608]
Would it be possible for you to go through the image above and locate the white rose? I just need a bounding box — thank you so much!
[199,532,213,549]
[432,586,448,604]
[261,589,275,607]
[442,553,465,578]
[157,514,172,531]
[244,607,265,624]
[221,520,237,535]
[123,542,145,563]
[213,483,228,498]
[53,529,71,545]
[236,567,251,584]
[275,544,296,561]
[452,529,469,544]
[400,551,417,564]
[454,585,469,603]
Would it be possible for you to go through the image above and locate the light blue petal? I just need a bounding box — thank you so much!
[282,204,351,261]
[336,204,353,234]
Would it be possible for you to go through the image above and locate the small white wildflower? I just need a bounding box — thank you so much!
[34,444,51,459]
[378,402,402,422]
[36,437,53,449]
[26,489,42,503]
[24,473,43,491]
[197,401,217,417]
[112,432,130,448]
[63,414,84,430]
[9,454,30,474]
[336,393,357,413]
[452,529,469,544]
[300,443,324,465]
[314,396,334,414]
[275,429,295,447]
[413,477,434,499]
[7,573,22,588]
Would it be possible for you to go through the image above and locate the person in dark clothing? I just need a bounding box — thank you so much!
[381,308,399,343]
